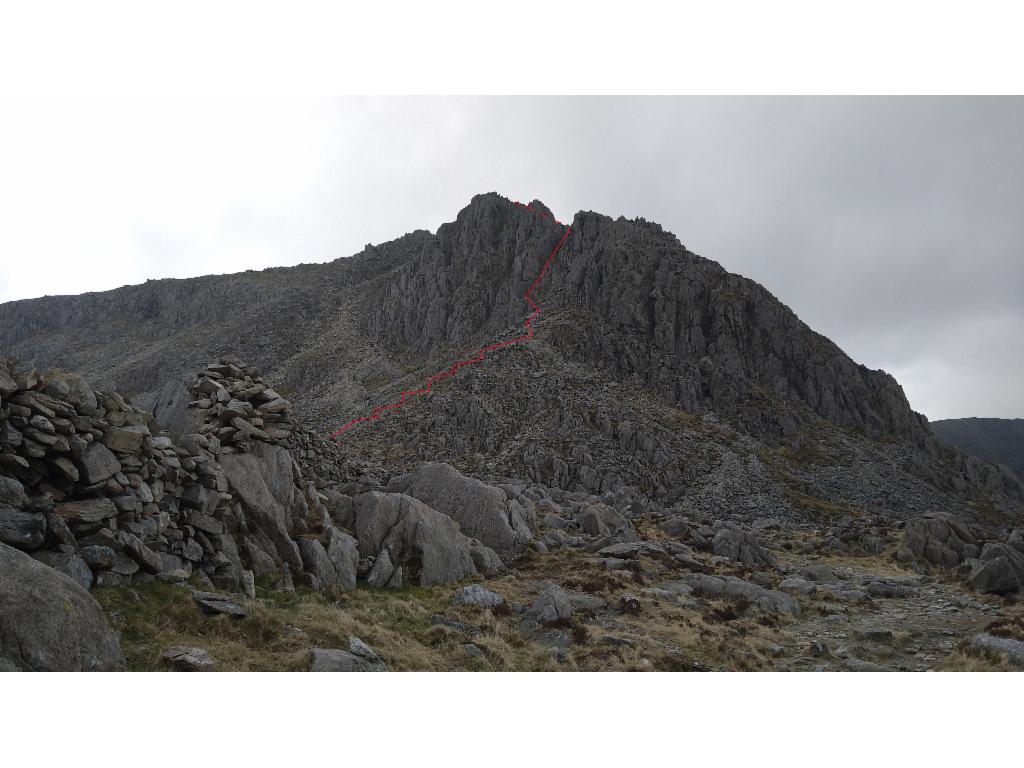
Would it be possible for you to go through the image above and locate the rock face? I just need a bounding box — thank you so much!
[387,462,534,557]
[0,542,125,671]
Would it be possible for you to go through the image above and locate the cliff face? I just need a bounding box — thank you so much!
[364,195,928,442]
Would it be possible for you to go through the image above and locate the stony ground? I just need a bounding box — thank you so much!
[94,521,1022,672]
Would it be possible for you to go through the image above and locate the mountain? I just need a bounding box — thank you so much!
[0,194,924,441]
[2,192,1019,521]
[932,418,1024,478]
[5,192,1024,672]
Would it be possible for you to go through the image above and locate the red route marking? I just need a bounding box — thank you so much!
[330,203,571,439]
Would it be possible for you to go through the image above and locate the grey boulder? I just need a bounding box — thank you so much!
[527,585,574,626]
[968,542,1024,595]
[308,636,387,672]
[453,584,505,608]
[0,542,125,671]
[387,462,533,557]
[353,491,479,586]
[162,646,217,671]
[970,633,1024,667]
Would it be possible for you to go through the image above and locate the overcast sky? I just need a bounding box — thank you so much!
[1,96,1020,421]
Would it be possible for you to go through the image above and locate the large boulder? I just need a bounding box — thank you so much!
[968,542,1024,595]
[0,542,125,671]
[353,491,485,586]
[970,634,1024,667]
[219,441,307,572]
[387,463,533,557]
[968,557,1019,595]
[897,515,980,570]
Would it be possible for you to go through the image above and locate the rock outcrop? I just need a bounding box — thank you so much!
[897,515,981,570]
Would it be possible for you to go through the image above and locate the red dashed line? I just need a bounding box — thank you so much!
[330,203,571,439]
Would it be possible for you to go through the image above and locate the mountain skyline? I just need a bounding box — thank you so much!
[2,98,1022,421]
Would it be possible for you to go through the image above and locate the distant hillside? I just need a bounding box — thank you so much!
[932,418,1024,478]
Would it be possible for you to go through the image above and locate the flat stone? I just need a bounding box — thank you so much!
[121,532,164,574]
[56,497,118,524]
[429,614,482,637]
[452,584,505,608]
[191,590,248,617]
[52,456,79,482]
[162,646,217,671]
